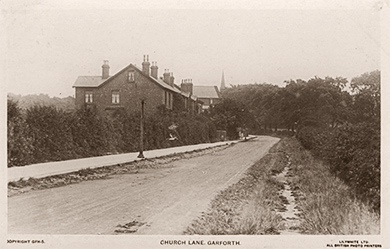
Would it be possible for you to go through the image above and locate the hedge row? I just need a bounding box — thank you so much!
[296,123,380,211]
[7,100,217,167]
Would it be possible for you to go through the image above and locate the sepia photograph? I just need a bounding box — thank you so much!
[1,0,388,248]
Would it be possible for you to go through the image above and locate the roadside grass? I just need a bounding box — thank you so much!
[8,144,231,197]
[284,137,380,235]
[184,141,287,235]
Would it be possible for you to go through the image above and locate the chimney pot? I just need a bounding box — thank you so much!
[151,61,158,79]
[169,73,174,86]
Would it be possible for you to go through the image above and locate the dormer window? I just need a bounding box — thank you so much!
[128,70,135,83]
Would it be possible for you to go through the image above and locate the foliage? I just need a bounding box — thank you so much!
[223,77,351,131]
[295,71,381,211]
[350,70,380,123]
[222,84,281,131]
[172,93,186,113]
[25,105,77,162]
[7,101,218,167]
[296,122,380,211]
[7,99,34,166]
[207,98,255,139]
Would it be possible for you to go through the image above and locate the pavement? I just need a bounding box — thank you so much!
[8,138,251,182]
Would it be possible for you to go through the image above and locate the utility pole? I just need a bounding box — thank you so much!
[138,99,145,158]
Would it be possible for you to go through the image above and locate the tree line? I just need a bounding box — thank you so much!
[7,93,75,111]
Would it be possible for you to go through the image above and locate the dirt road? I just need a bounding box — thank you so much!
[8,136,279,235]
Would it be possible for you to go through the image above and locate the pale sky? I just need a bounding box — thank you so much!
[2,2,382,97]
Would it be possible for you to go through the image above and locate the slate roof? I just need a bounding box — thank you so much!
[193,86,221,99]
[73,76,107,87]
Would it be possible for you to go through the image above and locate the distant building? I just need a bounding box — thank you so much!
[193,85,221,110]
[73,56,201,116]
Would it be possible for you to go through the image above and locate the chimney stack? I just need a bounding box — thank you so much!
[102,60,110,79]
[151,61,158,79]
[142,55,150,76]
[163,69,170,84]
[181,79,193,95]
[169,72,175,87]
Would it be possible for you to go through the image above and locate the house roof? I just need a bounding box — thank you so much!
[73,76,107,87]
[72,64,180,94]
[193,86,221,99]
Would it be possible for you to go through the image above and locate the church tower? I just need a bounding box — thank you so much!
[220,70,226,90]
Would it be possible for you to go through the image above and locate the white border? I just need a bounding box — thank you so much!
[1,1,388,248]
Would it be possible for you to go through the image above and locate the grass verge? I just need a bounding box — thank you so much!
[284,137,380,235]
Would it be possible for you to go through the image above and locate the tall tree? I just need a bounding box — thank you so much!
[208,98,253,139]
[350,70,380,123]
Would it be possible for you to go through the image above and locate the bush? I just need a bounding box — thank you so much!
[7,99,34,166]
[25,106,78,163]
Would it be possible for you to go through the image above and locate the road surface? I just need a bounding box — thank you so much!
[8,136,279,235]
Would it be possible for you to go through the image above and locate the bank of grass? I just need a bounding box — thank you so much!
[184,141,287,235]
[284,137,380,235]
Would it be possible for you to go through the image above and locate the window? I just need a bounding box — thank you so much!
[128,70,135,82]
[85,91,93,103]
[112,91,120,104]
[210,99,213,104]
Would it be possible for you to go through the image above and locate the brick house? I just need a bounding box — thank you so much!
[73,56,201,116]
